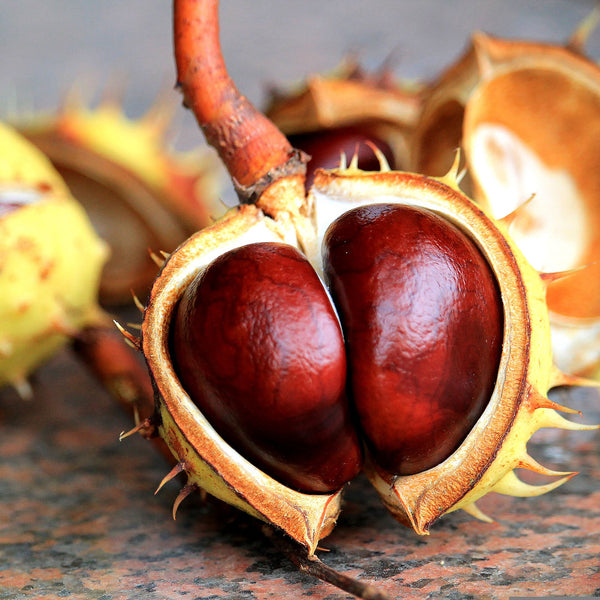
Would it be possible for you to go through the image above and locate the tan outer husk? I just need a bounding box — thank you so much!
[265,62,423,170]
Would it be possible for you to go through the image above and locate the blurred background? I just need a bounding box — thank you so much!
[2,0,599,157]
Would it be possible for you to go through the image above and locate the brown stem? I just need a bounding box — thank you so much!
[263,526,391,600]
[173,0,302,195]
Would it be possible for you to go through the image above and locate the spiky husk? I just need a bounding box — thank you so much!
[141,155,597,548]
[14,90,224,304]
[0,122,108,396]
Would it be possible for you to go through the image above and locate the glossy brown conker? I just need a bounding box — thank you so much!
[169,241,363,494]
[323,203,504,475]
[289,126,395,188]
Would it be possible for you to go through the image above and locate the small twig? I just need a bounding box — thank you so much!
[263,526,390,600]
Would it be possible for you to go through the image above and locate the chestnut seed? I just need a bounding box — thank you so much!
[288,126,395,188]
[170,241,363,493]
[323,203,504,475]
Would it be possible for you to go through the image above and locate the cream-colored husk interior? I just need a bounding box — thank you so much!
[468,122,600,375]
[469,124,589,273]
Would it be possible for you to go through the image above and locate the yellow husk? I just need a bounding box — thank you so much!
[0,122,108,394]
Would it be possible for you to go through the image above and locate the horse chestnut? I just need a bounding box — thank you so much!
[169,201,504,491]
[323,203,504,475]
[170,241,363,493]
[139,0,597,553]
[289,126,395,187]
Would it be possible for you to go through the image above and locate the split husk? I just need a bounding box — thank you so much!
[133,0,599,561]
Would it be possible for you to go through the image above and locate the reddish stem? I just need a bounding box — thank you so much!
[173,0,299,193]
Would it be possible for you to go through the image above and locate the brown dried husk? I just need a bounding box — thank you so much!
[265,59,423,171]
[409,43,479,187]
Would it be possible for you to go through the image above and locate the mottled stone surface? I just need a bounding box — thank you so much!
[0,337,599,600]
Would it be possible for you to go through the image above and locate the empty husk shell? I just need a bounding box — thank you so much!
[410,15,600,378]
[462,32,600,377]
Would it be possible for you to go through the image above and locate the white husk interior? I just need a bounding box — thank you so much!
[469,123,600,374]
